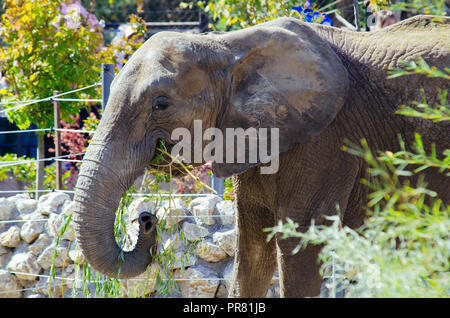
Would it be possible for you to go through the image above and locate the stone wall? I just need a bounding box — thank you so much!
[0,192,279,298]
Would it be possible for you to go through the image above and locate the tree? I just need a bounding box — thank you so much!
[0,0,104,195]
[0,0,104,129]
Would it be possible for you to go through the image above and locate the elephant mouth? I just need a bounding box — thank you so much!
[148,137,186,177]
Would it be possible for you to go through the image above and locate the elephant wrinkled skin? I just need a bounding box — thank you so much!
[73,15,450,297]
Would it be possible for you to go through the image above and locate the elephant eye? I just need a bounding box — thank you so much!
[153,96,170,111]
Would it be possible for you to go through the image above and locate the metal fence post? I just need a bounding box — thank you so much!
[101,63,114,110]
[353,0,361,31]
[211,174,224,198]
[35,133,45,199]
[53,91,62,190]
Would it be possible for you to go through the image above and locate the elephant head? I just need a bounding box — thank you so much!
[73,19,348,278]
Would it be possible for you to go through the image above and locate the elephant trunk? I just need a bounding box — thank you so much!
[73,136,158,279]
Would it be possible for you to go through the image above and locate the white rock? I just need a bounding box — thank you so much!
[215,283,228,298]
[36,265,75,298]
[28,233,51,256]
[0,225,21,248]
[162,233,187,253]
[222,262,234,290]
[68,249,84,264]
[189,195,222,226]
[20,211,48,222]
[0,270,22,297]
[0,246,10,268]
[37,192,70,215]
[174,252,197,269]
[213,229,236,257]
[127,197,157,223]
[16,199,37,214]
[26,293,45,298]
[215,200,236,226]
[47,212,74,241]
[7,253,40,281]
[0,198,16,221]
[156,198,187,229]
[266,282,280,298]
[6,193,29,202]
[161,233,197,269]
[195,241,228,263]
[0,253,9,269]
[175,266,220,298]
[182,222,209,242]
[0,245,8,255]
[37,244,73,270]
[20,220,45,244]
[62,200,76,216]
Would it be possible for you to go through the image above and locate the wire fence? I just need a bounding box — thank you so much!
[0,82,101,114]
[0,153,85,168]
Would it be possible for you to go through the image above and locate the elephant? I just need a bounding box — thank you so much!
[73,15,450,297]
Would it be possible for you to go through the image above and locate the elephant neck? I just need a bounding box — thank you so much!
[315,17,449,109]
[314,17,449,149]
[316,16,448,70]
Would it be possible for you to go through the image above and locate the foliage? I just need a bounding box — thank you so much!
[365,0,447,24]
[182,0,333,30]
[95,13,148,73]
[0,0,104,129]
[173,164,211,194]
[138,141,217,197]
[265,60,450,297]
[82,110,101,132]
[49,115,91,155]
[388,58,450,122]
[389,0,447,16]
[0,153,36,184]
[223,177,235,200]
[48,111,99,159]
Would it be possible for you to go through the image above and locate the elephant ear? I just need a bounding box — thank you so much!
[211,21,349,178]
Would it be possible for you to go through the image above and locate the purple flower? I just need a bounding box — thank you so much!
[87,13,101,28]
[60,1,89,17]
[0,76,8,89]
[58,1,102,30]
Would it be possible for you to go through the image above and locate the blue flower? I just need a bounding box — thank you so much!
[292,2,333,26]
[292,6,303,14]
[321,15,333,26]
